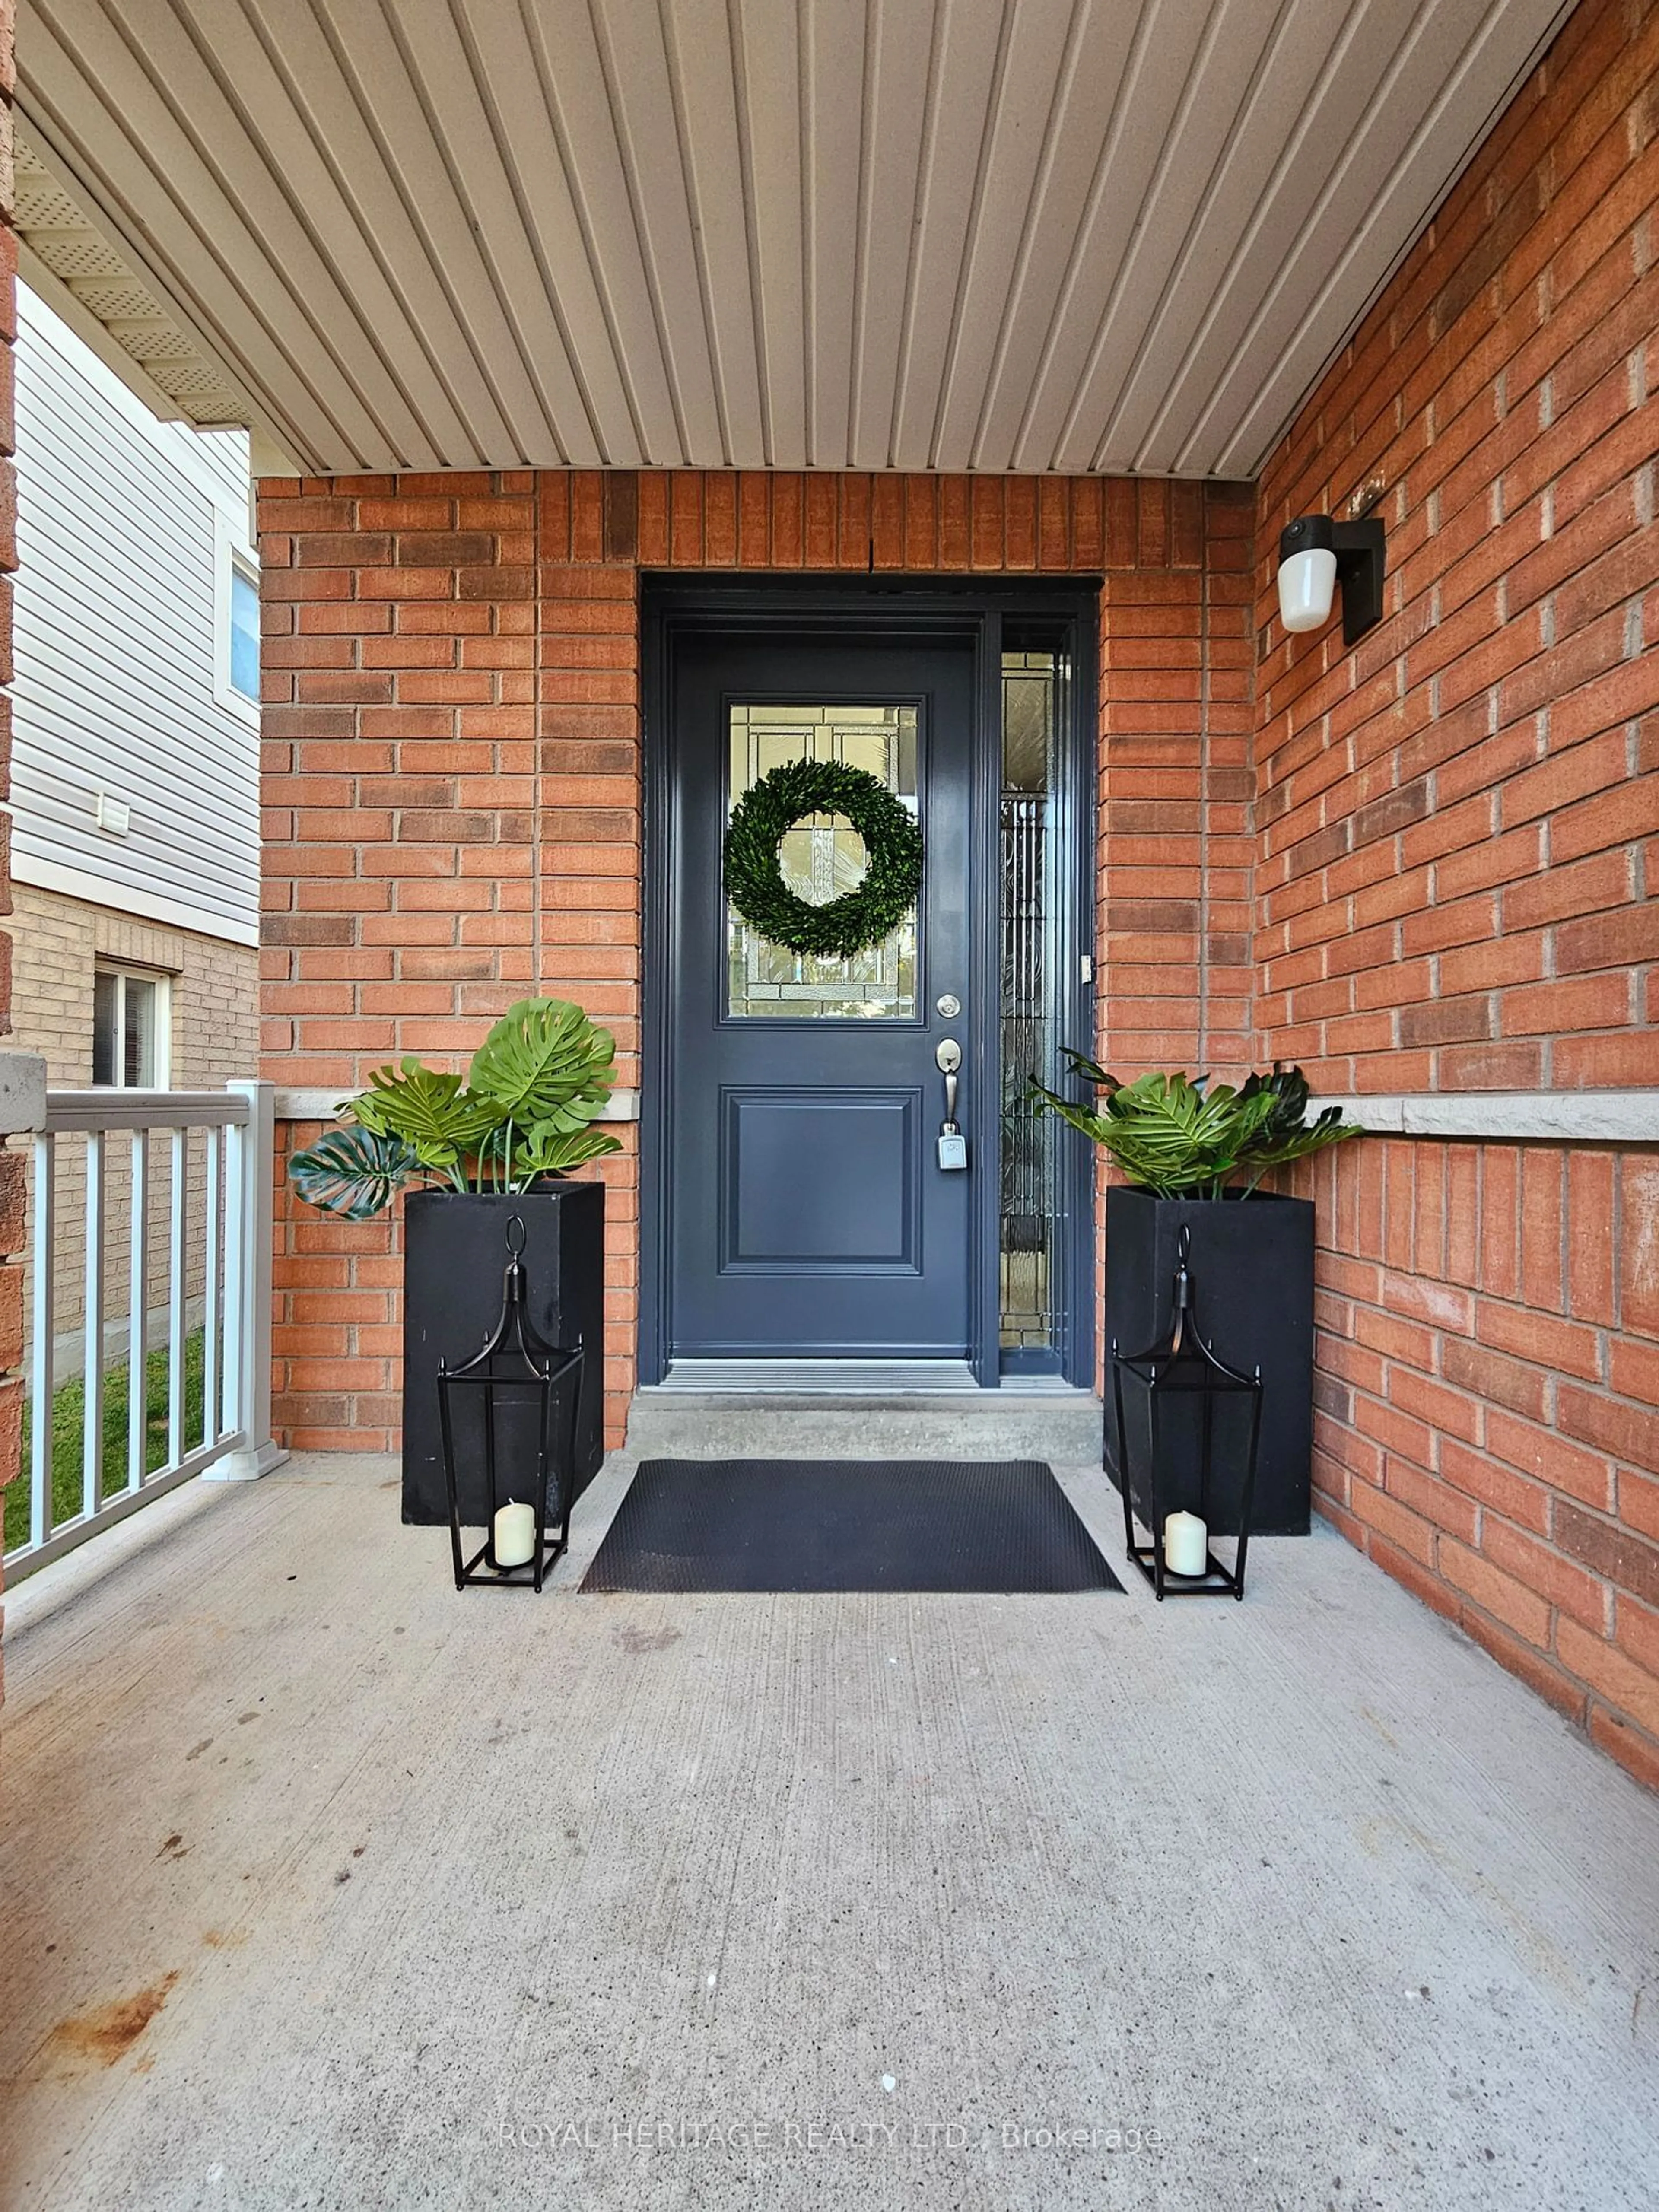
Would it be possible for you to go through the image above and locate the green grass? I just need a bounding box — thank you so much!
[4,1328,209,1556]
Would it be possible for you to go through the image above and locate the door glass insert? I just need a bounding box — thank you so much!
[1001,641,1063,1367]
[726,703,918,1020]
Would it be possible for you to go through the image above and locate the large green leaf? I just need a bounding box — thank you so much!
[1234,1071,1357,1185]
[349,1060,503,1166]
[1099,1072,1274,1195]
[1033,1060,1354,1198]
[288,1000,623,1217]
[1058,1046,1121,1095]
[1237,1064,1313,1144]
[512,1122,624,1182]
[468,998,616,1125]
[287,1127,424,1220]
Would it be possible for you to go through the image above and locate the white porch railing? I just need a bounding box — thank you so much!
[4,1080,284,1583]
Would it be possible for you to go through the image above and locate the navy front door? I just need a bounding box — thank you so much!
[665,630,978,1361]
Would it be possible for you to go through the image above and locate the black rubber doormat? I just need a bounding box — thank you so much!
[580,1459,1123,1594]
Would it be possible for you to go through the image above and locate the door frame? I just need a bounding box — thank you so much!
[639,576,1100,1390]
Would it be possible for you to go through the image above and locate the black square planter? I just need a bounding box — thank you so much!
[401,1183,605,1527]
[1104,1186,1313,1535]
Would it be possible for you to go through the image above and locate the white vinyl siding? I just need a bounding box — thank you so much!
[12,285,258,945]
[194,420,257,517]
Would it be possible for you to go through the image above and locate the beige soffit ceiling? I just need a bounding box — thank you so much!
[17,0,1573,479]
[13,132,249,427]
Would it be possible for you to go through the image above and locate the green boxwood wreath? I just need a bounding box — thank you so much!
[724,759,923,960]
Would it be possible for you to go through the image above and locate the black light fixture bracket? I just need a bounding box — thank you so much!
[1278,512,1387,646]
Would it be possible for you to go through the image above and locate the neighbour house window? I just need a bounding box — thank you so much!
[92,967,168,1088]
[229,558,259,702]
[214,507,261,717]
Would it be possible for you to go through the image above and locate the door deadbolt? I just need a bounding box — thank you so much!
[935,993,961,1019]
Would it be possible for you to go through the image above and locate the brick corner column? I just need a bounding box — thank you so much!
[537,471,642,1451]
[1096,477,1258,1081]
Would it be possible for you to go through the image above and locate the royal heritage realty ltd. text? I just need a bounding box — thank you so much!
[501,2118,1164,2155]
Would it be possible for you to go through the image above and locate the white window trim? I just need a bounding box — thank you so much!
[213,507,261,725]
[94,963,173,1089]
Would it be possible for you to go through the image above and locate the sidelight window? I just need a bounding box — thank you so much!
[1000,639,1066,1369]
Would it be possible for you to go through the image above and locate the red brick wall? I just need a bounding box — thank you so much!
[260,470,1253,1450]
[1290,1138,1659,1789]
[1255,0,1657,1094]
[1102,481,1255,1076]
[260,472,540,1450]
[1256,0,1659,1789]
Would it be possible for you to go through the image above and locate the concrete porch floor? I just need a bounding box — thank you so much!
[2,1454,1657,2211]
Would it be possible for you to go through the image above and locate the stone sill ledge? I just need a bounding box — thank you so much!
[267,1087,1657,1145]
[275,1086,641,1125]
[1310,1090,1659,1144]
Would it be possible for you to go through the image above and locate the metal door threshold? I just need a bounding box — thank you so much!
[658,1359,980,1394]
[656,1358,1085,1396]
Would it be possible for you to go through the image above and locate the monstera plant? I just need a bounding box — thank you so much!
[1036,1057,1363,1540]
[1032,1056,1357,1199]
[289,997,622,1220]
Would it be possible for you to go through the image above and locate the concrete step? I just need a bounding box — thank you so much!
[624,1386,1106,1464]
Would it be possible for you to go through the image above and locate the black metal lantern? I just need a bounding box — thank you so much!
[1110,1226,1263,1600]
[436,1214,585,1592]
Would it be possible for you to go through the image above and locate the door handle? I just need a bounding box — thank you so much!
[935,1039,967,1170]
[935,1036,962,1120]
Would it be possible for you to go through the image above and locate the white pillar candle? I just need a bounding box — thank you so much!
[493,1500,537,1569]
[1163,1510,1207,1578]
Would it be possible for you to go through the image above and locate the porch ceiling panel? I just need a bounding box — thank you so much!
[18,0,1571,479]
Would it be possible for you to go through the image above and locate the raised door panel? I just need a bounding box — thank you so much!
[722,1089,920,1271]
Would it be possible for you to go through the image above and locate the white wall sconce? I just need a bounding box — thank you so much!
[1276,513,1386,645]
